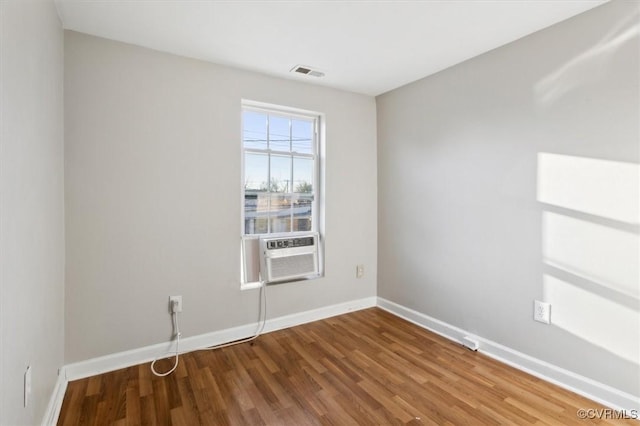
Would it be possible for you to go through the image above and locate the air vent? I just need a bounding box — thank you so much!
[291,65,325,78]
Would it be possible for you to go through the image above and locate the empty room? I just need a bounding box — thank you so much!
[1,0,638,424]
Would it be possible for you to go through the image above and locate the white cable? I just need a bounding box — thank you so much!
[150,301,181,377]
[150,281,267,377]
[200,279,268,351]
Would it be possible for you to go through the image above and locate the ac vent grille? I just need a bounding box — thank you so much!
[260,233,320,284]
[268,253,315,281]
[290,65,325,78]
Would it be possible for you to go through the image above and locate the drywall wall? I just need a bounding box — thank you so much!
[377,0,639,397]
[0,0,65,424]
[64,31,377,362]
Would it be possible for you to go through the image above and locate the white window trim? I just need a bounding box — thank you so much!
[240,100,324,288]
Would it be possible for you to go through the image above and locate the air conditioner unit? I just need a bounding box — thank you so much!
[259,233,320,284]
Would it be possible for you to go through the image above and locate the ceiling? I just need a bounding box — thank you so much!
[55,0,608,96]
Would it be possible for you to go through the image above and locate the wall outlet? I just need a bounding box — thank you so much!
[534,300,551,324]
[24,365,31,407]
[169,295,182,313]
[356,264,364,278]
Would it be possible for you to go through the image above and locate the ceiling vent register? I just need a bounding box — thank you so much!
[291,65,325,78]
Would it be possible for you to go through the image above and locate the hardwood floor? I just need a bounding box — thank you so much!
[58,308,633,425]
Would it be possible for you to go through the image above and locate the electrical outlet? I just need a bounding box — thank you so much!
[534,300,551,324]
[24,365,31,407]
[169,295,182,313]
[356,264,364,278]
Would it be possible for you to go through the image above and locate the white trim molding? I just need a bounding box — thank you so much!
[376,297,640,414]
[64,296,377,382]
[41,367,67,426]
[44,295,638,425]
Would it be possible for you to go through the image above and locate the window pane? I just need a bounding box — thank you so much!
[269,115,290,152]
[245,191,269,234]
[292,193,313,232]
[243,111,267,150]
[244,153,268,191]
[292,119,313,154]
[269,194,291,233]
[293,216,312,232]
[270,155,292,193]
[242,104,318,239]
[293,157,313,193]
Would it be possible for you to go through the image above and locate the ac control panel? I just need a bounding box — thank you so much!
[266,236,315,250]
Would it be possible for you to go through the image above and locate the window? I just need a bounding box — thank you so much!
[241,101,322,285]
[242,103,319,236]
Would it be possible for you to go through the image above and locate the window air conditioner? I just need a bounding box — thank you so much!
[259,233,320,284]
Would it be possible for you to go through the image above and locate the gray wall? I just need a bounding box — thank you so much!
[64,31,377,362]
[0,0,65,424]
[377,0,639,396]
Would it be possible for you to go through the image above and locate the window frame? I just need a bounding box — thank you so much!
[240,100,323,286]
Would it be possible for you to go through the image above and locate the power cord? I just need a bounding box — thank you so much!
[150,300,182,376]
[150,280,267,377]
[200,279,268,351]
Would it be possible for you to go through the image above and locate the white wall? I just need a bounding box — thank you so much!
[64,31,377,362]
[0,0,65,424]
[377,0,639,396]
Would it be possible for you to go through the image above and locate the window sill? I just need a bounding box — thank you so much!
[240,281,263,291]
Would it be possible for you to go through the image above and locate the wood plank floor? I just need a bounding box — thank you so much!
[58,308,634,425]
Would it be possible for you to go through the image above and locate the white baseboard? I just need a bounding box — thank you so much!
[64,296,377,381]
[47,295,638,425]
[41,367,67,426]
[377,297,640,413]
